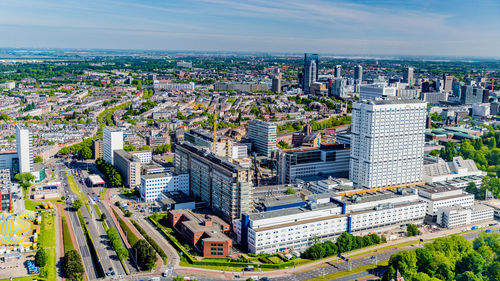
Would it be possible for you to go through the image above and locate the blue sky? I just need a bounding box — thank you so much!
[1,0,499,57]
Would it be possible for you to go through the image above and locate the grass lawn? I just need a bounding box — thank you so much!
[113,209,139,246]
[305,260,389,281]
[61,215,75,253]
[39,211,56,248]
[24,199,42,211]
[66,172,90,212]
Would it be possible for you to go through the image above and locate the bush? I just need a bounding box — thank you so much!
[131,220,167,263]
[114,209,139,246]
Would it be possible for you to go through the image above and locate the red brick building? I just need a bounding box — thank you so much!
[169,210,232,257]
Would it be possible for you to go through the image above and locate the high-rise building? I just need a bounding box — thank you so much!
[460,85,485,105]
[271,76,281,93]
[350,100,427,188]
[442,75,454,93]
[302,53,319,94]
[103,127,123,165]
[114,150,142,188]
[359,85,397,100]
[248,120,277,157]
[16,125,33,173]
[174,143,252,222]
[92,139,103,160]
[354,65,363,84]
[403,67,414,86]
[335,65,342,78]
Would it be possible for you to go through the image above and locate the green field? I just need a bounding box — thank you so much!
[66,172,90,212]
[61,215,75,253]
[113,209,139,246]
[24,199,42,211]
[38,211,56,281]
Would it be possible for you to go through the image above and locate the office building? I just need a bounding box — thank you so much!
[174,143,252,222]
[92,139,103,160]
[460,85,485,105]
[184,129,233,158]
[417,184,474,216]
[0,153,18,175]
[302,53,319,94]
[442,75,454,92]
[354,65,362,84]
[472,103,491,118]
[168,210,232,257]
[359,85,397,100]
[276,143,350,184]
[176,61,193,68]
[335,65,342,78]
[153,81,195,91]
[421,92,448,105]
[114,150,143,188]
[248,120,277,157]
[140,172,189,202]
[271,76,281,93]
[350,100,427,188]
[103,127,123,165]
[16,125,33,173]
[232,145,248,159]
[332,79,348,98]
[423,156,485,184]
[235,188,425,254]
[437,204,494,228]
[0,189,11,212]
[403,67,414,86]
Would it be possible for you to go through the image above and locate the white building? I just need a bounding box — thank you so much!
[437,204,494,228]
[359,85,397,100]
[423,156,485,184]
[472,103,491,118]
[306,177,353,194]
[0,81,15,90]
[350,100,427,188]
[153,81,195,90]
[417,184,474,216]
[232,145,248,159]
[16,126,33,173]
[129,151,152,164]
[235,188,425,254]
[139,172,189,202]
[103,127,123,165]
[248,120,276,157]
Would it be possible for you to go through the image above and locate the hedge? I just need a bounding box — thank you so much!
[61,215,75,253]
[113,209,139,246]
[131,219,168,263]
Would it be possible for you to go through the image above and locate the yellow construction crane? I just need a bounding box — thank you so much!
[337,181,425,197]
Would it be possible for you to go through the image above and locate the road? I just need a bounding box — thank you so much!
[70,168,127,279]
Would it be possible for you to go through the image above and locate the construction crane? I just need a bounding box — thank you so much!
[337,181,425,197]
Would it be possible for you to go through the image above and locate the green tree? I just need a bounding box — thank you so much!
[73,199,82,211]
[63,249,84,281]
[132,239,157,270]
[35,247,48,267]
[154,143,171,154]
[139,145,151,151]
[456,252,486,274]
[277,140,291,149]
[407,224,421,237]
[33,156,43,163]
[286,187,296,195]
[124,144,136,152]
[336,232,354,253]
[79,146,92,160]
[101,213,107,221]
[15,172,35,190]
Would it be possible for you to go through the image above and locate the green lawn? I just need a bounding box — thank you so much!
[306,260,389,281]
[39,211,55,248]
[66,172,90,212]
[24,199,42,211]
[113,209,139,246]
[61,215,75,253]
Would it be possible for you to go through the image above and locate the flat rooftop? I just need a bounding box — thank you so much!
[141,172,175,180]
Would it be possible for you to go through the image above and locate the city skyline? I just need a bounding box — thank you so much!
[1,0,500,57]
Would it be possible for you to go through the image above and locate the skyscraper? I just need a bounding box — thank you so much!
[442,74,454,93]
[354,65,363,84]
[403,67,414,86]
[248,120,277,157]
[302,53,319,94]
[350,100,427,188]
[335,65,342,78]
[103,126,123,165]
[271,76,281,93]
[16,125,33,173]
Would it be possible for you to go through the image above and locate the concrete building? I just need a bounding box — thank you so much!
[421,92,448,105]
[403,67,414,86]
[271,76,281,93]
[114,150,142,188]
[350,100,427,188]
[417,184,474,216]
[302,53,319,94]
[103,127,123,165]
[359,85,397,100]
[169,210,232,257]
[139,172,189,202]
[235,188,425,254]
[153,81,195,91]
[232,145,248,159]
[442,75,454,93]
[174,143,252,223]
[248,120,276,157]
[0,153,18,175]
[423,156,485,184]
[335,65,342,78]
[277,144,350,184]
[460,85,485,105]
[92,139,103,160]
[436,204,494,228]
[354,65,362,84]
[184,129,232,158]
[16,125,33,173]
[472,103,491,118]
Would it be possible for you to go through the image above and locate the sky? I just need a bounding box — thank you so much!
[1,0,499,57]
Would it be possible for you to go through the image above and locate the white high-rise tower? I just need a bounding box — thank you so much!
[103,127,123,165]
[350,100,427,188]
[16,125,33,173]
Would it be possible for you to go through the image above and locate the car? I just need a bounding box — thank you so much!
[109,267,113,271]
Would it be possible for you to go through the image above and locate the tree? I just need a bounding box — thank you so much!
[124,144,136,152]
[286,187,296,195]
[73,199,82,211]
[15,172,35,189]
[277,140,291,149]
[173,276,185,281]
[101,213,107,221]
[407,224,421,237]
[456,252,486,275]
[456,271,484,281]
[139,145,151,151]
[132,239,157,270]
[154,143,171,154]
[33,156,43,163]
[35,247,48,267]
[79,146,92,160]
[64,249,84,281]
[336,232,354,253]
[116,247,129,260]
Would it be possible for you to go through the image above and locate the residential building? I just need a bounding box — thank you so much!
[277,143,350,184]
[176,61,192,68]
[302,53,319,94]
[92,139,103,160]
[16,125,33,173]
[139,172,189,202]
[335,65,342,78]
[354,65,362,84]
[169,210,232,257]
[184,129,232,157]
[146,133,170,150]
[437,204,494,228]
[153,81,195,90]
[0,189,11,212]
[271,76,281,93]
[174,143,252,222]
[350,100,427,188]
[114,150,142,188]
[103,127,123,165]
[359,85,397,100]
[248,120,276,157]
